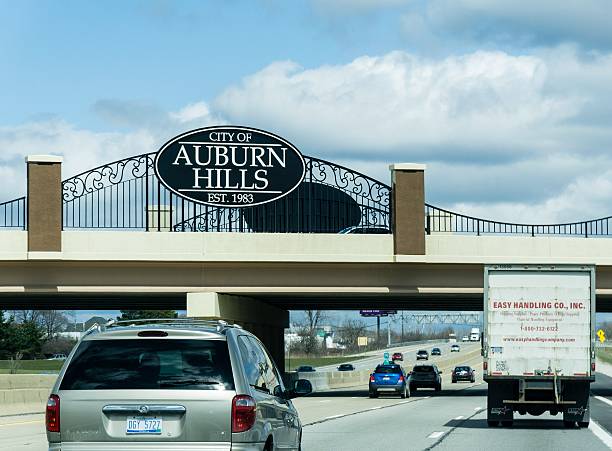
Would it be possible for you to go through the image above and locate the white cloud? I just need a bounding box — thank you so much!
[402,0,612,50]
[169,102,222,124]
[213,48,612,222]
[310,0,407,14]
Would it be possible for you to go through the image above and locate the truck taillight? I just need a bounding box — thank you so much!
[232,395,256,433]
[46,394,60,432]
[592,362,596,372]
[483,362,488,371]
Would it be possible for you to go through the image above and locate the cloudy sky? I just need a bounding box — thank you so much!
[3,0,612,223]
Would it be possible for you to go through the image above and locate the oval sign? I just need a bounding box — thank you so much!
[155,126,306,207]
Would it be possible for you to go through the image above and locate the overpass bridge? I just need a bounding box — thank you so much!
[2,130,612,366]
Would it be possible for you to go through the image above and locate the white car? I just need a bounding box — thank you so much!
[451,344,460,352]
[462,336,469,342]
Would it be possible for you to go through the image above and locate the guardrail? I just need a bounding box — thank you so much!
[0,197,26,230]
[425,203,612,238]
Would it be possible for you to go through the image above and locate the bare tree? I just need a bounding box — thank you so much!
[14,310,42,324]
[40,311,68,339]
[337,319,367,353]
[297,310,327,355]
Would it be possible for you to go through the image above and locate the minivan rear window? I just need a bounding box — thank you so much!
[60,339,234,390]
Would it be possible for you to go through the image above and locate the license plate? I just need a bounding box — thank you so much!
[126,417,162,434]
[383,377,390,381]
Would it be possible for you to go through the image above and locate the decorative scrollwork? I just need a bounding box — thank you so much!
[62,153,154,203]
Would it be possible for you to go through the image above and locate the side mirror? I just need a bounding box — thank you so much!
[287,379,312,399]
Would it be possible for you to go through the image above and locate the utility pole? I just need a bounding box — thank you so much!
[401,311,404,342]
[387,317,391,348]
[376,316,380,348]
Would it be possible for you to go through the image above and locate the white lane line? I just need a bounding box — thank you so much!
[454,415,464,420]
[368,406,384,410]
[595,395,612,408]
[589,420,612,449]
[428,431,445,439]
[399,400,411,404]
[351,396,361,399]
[474,406,482,411]
[325,414,344,420]
[318,400,331,403]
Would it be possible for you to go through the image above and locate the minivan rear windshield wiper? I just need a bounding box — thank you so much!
[160,379,222,386]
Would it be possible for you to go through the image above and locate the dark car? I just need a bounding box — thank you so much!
[369,364,409,398]
[416,350,429,360]
[337,363,355,372]
[392,352,403,362]
[409,364,442,392]
[431,347,441,356]
[296,365,316,372]
[452,365,475,383]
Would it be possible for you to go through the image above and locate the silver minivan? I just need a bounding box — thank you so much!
[46,319,312,450]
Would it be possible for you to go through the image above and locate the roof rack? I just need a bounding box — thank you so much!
[104,318,242,333]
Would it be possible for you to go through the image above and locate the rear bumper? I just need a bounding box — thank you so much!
[369,382,405,392]
[410,380,438,387]
[48,442,261,451]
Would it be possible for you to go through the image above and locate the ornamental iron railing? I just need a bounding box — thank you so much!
[425,203,612,237]
[0,197,26,229]
[61,152,391,233]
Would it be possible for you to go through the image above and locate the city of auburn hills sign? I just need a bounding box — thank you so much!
[155,126,306,207]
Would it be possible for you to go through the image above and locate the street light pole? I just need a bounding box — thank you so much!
[387,318,391,348]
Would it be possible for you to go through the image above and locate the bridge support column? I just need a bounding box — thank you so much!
[26,155,63,254]
[390,163,426,255]
[186,292,289,372]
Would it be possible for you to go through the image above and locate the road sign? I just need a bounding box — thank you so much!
[357,336,368,346]
[383,352,390,364]
[597,329,606,343]
[360,310,398,317]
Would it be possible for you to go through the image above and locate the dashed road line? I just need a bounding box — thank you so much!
[594,395,612,408]
[589,420,612,449]
[454,415,464,420]
[428,431,445,439]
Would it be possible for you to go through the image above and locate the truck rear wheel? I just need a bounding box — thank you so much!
[501,420,513,427]
[487,420,499,427]
[563,420,575,428]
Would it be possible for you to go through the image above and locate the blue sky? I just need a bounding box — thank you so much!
[3,1,612,323]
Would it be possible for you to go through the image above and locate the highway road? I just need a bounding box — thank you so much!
[315,340,478,372]
[2,355,610,450]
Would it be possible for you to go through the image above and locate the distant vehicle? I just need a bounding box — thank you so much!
[339,226,390,234]
[452,366,475,383]
[46,319,312,450]
[369,364,409,398]
[337,364,355,372]
[296,365,316,372]
[462,336,469,342]
[47,354,67,360]
[409,364,442,392]
[392,352,403,361]
[450,344,460,352]
[431,347,441,356]
[448,333,457,343]
[470,327,480,342]
[416,350,429,360]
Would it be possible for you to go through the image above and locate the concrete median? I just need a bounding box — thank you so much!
[296,348,482,392]
[0,375,56,416]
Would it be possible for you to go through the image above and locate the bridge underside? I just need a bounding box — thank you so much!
[1,261,612,312]
[1,292,612,312]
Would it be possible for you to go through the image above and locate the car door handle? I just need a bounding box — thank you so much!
[103,405,186,415]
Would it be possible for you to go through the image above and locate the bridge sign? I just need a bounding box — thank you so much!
[155,126,306,207]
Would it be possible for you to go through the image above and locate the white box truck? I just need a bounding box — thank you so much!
[483,265,595,428]
[470,327,480,341]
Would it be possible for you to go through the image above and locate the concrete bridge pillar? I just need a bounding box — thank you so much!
[26,155,63,254]
[390,163,426,255]
[186,292,289,372]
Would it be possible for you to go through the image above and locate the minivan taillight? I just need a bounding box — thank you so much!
[46,394,60,432]
[232,395,256,433]
[592,362,596,372]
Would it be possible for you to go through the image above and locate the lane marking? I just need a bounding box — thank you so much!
[589,420,612,449]
[474,406,482,411]
[454,415,464,420]
[428,431,445,439]
[0,420,43,428]
[325,414,344,420]
[368,406,384,410]
[594,395,612,408]
[318,400,331,403]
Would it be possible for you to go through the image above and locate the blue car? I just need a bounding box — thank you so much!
[369,364,409,398]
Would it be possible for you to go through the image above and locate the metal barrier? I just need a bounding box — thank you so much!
[425,203,612,238]
[61,153,391,233]
[0,197,26,230]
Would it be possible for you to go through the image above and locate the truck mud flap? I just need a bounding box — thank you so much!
[487,380,513,423]
[562,382,590,425]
